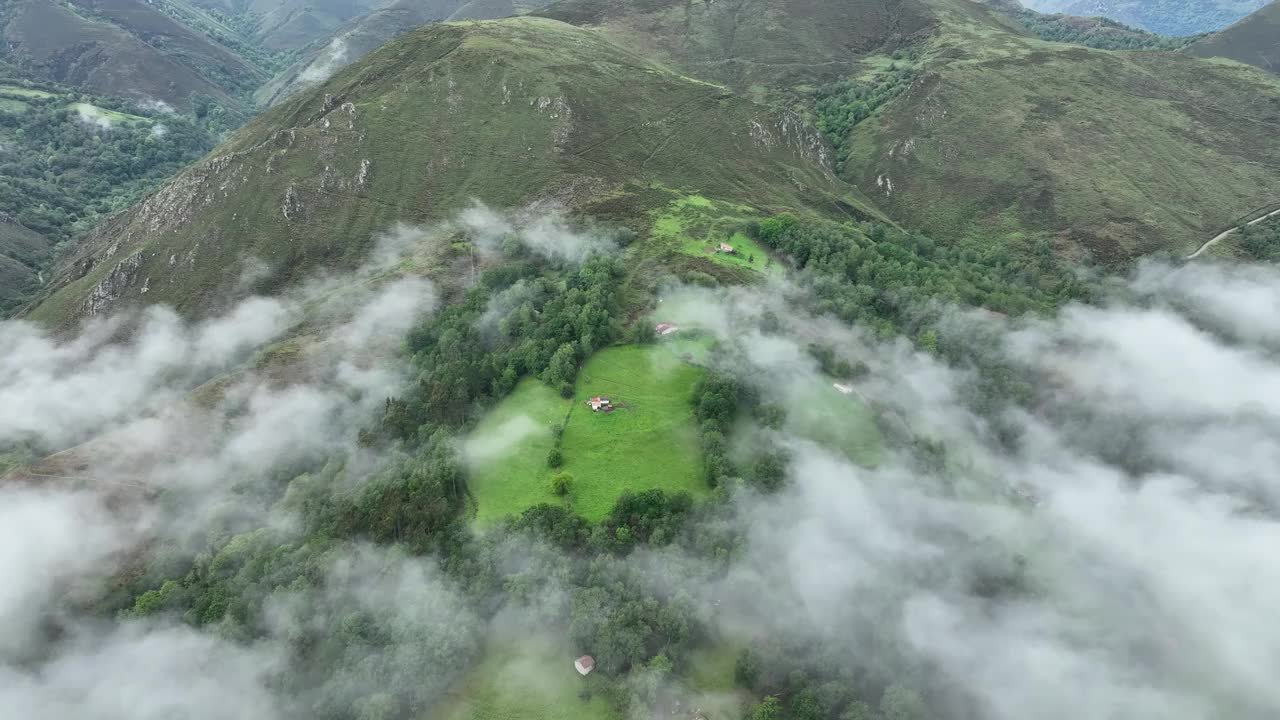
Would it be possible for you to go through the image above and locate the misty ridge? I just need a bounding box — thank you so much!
[2,203,1280,720]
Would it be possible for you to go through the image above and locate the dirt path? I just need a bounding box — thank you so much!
[1187,205,1280,259]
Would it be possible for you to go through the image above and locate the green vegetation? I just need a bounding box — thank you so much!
[464,344,710,525]
[661,331,717,367]
[784,380,883,466]
[0,84,216,242]
[27,18,874,328]
[465,379,571,525]
[0,84,55,98]
[1009,10,1201,50]
[648,194,783,280]
[436,638,620,720]
[756,214,1088,334]
[0,79,221,312]
[0,0,268,111]
[815,65,918,174]
[560,345,708,520]
[836,34,1280,261]
[1238,215,1280,262]
[1187,1,1280,76]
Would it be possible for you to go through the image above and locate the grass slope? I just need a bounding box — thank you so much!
[536,0,978,102]
[1187,1,1280,75]
[839,23,1280,261]
[0,0,264,110]
[0,215,51,313]
[466,345,707,524]
[27,16,873,329]
[256,0,555,107]
[784,379,884,466]
[542,0,1280,261]
[646,194,786,282]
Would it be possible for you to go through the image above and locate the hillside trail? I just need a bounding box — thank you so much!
[1186,205,1280,259]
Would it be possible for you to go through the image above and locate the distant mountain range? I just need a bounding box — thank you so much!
[1020,0,1269,35]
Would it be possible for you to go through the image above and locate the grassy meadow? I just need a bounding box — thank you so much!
[465,345,708,524]
[561,345,709,520]
[784,379,884,467]
[649,194,785,279]
[463,379,572,525]
[433,637,618,720]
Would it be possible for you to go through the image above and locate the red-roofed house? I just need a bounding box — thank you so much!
[655,322,679,336]
[575,655,596,676]
[587,396,612,412]
[718,243,735,254]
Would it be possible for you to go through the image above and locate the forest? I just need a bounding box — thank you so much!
[0,86,220,242]
[91,211,1102,720]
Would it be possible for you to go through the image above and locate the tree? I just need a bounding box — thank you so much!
[750,696,782,720]
[734,648,760,687]
[543,342,579,387]
[552,472,573,496]
[547,448,564,469]
[880,685,927,720]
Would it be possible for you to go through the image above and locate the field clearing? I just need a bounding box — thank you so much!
[649,194,784,278]
[685,642,743,693]
[784,379,884,466]
[465,346,709,524]
[464,379,571,525]
[0,85,56,98]
[69,102,151,125]
[0,98,29,113]
[562,345,709,520]
[434,637,617,720]
[659,331,717,367]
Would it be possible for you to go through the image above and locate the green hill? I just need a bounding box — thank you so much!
[0,213,51,314]
[1187,1,1280,74]
[26,16,876,328]
[0,0,269,111]
[538,0,1280,261]
[835,29,1280,262]
[22,0,1280,327]
[255,0,555,107]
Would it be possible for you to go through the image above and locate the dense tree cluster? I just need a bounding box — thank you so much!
[814,68,917,173]
[1239,216,1280,262]
[1010,11,1198,50]
[378,255,624,440]
[756,214,1089,339]
[0,88,217,241]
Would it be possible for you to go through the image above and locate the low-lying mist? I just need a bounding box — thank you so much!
[3,203,1277,720]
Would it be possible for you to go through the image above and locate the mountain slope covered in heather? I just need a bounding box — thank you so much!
[1187,0,1280,73]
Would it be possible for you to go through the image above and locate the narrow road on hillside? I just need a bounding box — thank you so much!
[1186,205,1280,259]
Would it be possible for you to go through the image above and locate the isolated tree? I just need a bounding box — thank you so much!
[552,472,573,496]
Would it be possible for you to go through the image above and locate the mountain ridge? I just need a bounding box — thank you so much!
[25,16,876,328]
[1186,1,1280,74]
